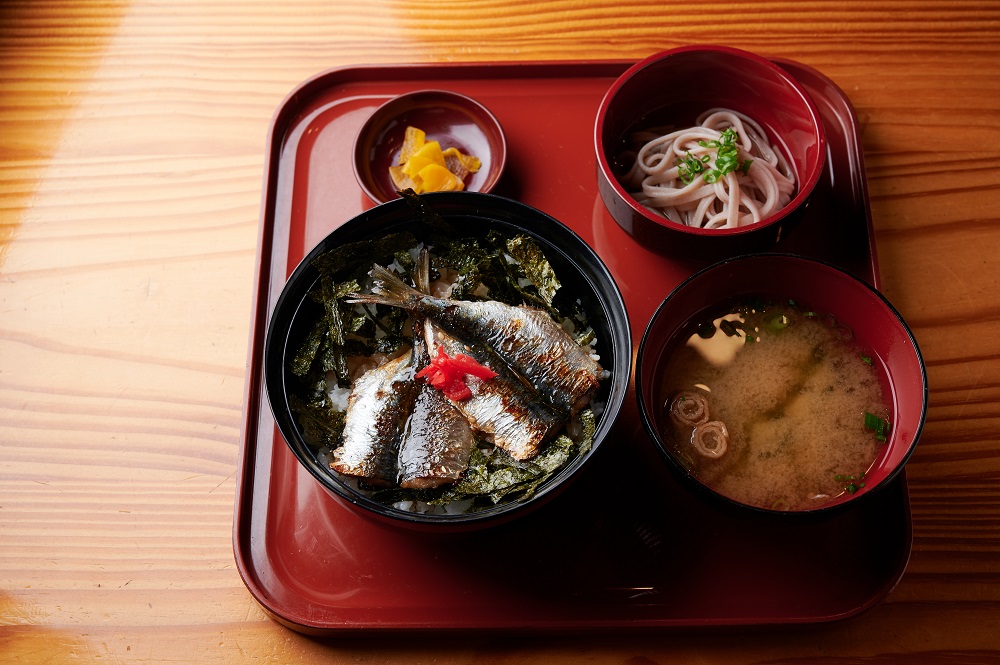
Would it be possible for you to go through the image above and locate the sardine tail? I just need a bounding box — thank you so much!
[345,264,423,308]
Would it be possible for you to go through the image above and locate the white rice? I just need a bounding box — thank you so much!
[325,375,352,411]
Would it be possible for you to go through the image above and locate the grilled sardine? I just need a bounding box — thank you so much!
[349,264,603,415]
[424,327,565,461]
[412,248,564,461]
[398,330,477,488]
[330,352,416,486]
[398,252,477,487]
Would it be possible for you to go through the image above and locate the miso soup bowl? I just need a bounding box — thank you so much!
[635,253,927,516]
[595,45,827,259]
[264,191,631,531]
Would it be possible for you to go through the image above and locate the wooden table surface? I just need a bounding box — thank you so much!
[2,0,999,662]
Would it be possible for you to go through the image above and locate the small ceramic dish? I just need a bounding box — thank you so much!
[595,45,827,258]
[635,253,927,516]
[354,90,507,204]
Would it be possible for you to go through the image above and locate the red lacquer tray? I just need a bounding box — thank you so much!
[234,58,912,634]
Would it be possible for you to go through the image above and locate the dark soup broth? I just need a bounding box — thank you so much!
[658,298,892,511]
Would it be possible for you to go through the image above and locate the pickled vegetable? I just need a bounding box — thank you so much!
[389,126,480,193]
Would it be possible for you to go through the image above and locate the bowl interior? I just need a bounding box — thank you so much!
[636,253,926,514]
[265,191,631,527]
[597,46,826,239]
[354,90,507,204]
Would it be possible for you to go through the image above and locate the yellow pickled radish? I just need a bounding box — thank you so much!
[389,125,481,194]
[401,140,446,179]
[388,165,416,191]
[442,147,481,174]
[398,126,426,164]
[417,163,465,192]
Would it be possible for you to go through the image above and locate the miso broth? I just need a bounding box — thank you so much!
[659,299,892,511]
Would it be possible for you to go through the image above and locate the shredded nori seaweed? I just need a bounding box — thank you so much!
[369,408,596,511]
[505,234,561,308]
[288,392,347,449]
[310,232,417,278]
[430,230,565,318]
[451,435,576,504]
[286,192,602,511]
[289,235,419,447]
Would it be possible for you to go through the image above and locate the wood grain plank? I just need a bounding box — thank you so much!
[2,0,1000,661]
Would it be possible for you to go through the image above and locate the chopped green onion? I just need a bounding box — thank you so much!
[864,411,892,442]
[860,354,873,365]
[679,128,751,185]
[834,472,866,494]
[676,151,707,184]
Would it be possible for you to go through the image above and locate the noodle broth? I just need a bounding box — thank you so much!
[656,298,893,512]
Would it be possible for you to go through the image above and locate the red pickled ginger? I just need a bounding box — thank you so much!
[415,346,498,401]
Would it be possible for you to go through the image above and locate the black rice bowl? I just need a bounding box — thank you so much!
[263,191,631,529]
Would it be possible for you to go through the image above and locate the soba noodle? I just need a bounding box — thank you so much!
[619,109,795,229]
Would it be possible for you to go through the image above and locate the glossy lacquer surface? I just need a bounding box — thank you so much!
[235,59,910,633]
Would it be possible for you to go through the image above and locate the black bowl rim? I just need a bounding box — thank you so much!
[594,44,828,239]
[264,190,632,526]
[634,251,928,517]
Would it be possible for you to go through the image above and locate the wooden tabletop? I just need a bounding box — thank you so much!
[2,0,999,662]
